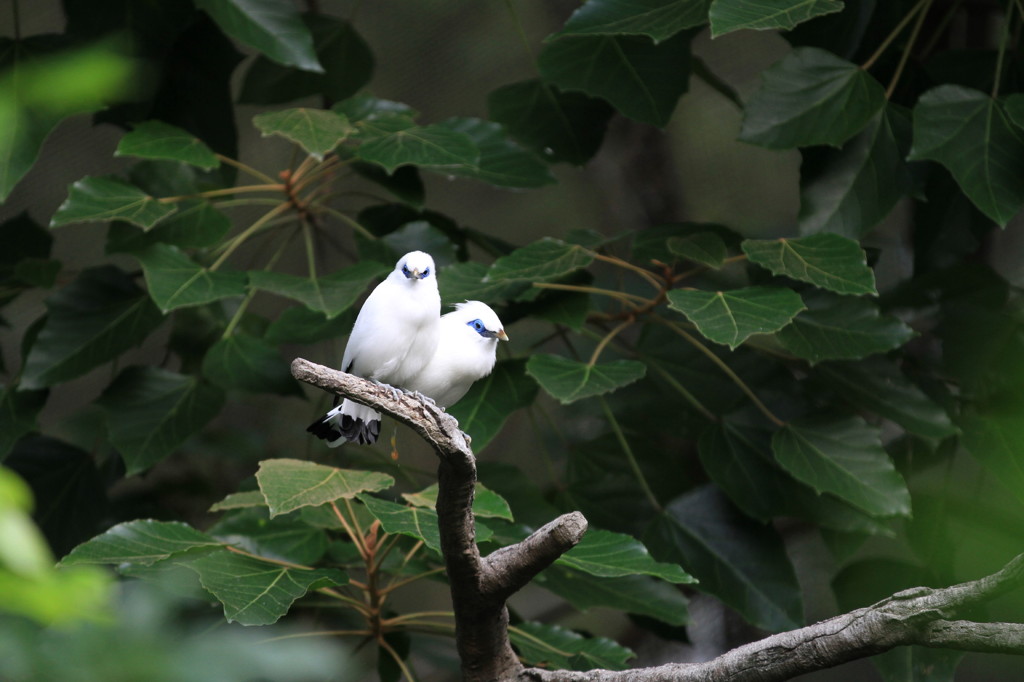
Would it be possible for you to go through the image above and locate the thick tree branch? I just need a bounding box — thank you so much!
[292,358,588,681]
[292,359,1024,682]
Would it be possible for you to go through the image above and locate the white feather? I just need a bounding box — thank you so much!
[405,300,507,408]
[306,251,440,446]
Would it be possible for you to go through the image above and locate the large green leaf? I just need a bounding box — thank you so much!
[403,482,513,520]
[742,233,876,295]
[510,621,634,672]
[799,105,915,238]
[536,566,689,625]
[209,490,268,512]
[644,485,803,631]
[135,244,247,312]
[699,419,890,535]
[740,47,885,149]
[97,366,226,476]
[527,355,646,404]
[485,238,594,283]
[355,123,479,173]
[60,520,223,567]
[21,266,165,389]
[772,416,911,517]
[909,85,1024,227]
[252,108,353,160]
[438,261,530,306]
[960,401,1024,506]
[667,231,728,268]
[247,261,388,318]
[539,32,691,127]
[50,176,178,230]
[239,14,373,104]
[106,202,231,253]
[208,507,328,565]
[775,293,914,363]
[115,120,219,169]
[202,333,303,396]
[263,305,355,344]
[556,528,695,582]
[358,495,441,553]
[710,0,844,36]
[447,359,539,450]
[553,0,712,42]
[435,117,555,188]
[488,79,614,165]
[666,286,806,349]
[815,359,957,439]
[256,459,395,517]
[0,386,47,462]
[194,0,322,72]
[185,548,346,625]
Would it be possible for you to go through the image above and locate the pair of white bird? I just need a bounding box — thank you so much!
[307,251,508,446]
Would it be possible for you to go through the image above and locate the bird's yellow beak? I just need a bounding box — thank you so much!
[497,329,509,342]
[410,269,421,279]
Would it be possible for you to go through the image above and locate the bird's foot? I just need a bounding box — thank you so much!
[408,390,437,406]
[371,379,402,401]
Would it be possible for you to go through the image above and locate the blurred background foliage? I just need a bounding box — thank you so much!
[2,0,1024,679]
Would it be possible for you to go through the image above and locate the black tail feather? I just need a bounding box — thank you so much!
[306,413,381,445]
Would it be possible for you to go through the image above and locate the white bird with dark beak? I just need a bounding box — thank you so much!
[306,251,440,446]
[404,300,508,408]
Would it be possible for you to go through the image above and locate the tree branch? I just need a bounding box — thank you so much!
[291,359,1024,682]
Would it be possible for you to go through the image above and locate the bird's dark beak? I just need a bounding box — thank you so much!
[497,329,509,341]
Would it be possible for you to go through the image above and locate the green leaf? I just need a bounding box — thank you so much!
[742,233,876,295]
[50,175,178,230]
[96,366,226,476]
[185,549,346,625]
[358,495,441,553]
[209,507,328,565]
[699,419,891,535]
[60,520,222,567]
[447,359,539,450]
[556,528,695,582]
[252,108,353,160]
[527,355,646,404]
[402,482,514,521]
[539,32,692,127]
[194,0,322,73]
[135,244,247,312]
[239,14,373,105]
[263,305,355,345]
[815,359,957,439]
[960,400,1024,506]
[256,459,395,517]
[488,79,614,165]
[0,386,47,461]
[772,415,911,517]
[435,117,555,188]
[333,95,417,123]
[438,261,530,306]
[666,286,806,349]
[115,120,219,169]
[21,266,165,390]
[740,47,885,149]
[510,621,634,672]
[799,105,915,238]
[909,85,1024,227]
[775,293,914,363]
[247,261,388,318]
[106,201,232,253]
[485,238,594,283]
[209,490,267,511]
[645,486,803,631]
[667,231,727,268]
[710,0,844,36]
[202,333,303,396]
[632,222,742,264]
[355,123,479,173]
[536,566,689,626]
[554,0,712,42]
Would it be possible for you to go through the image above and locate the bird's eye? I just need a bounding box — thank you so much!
[421,267,430,278]
[467,319,485,332]
[401,264,411,277]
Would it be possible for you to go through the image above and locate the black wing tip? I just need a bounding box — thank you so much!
[307,414,381,445]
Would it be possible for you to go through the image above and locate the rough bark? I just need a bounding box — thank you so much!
[292,358,1024,682]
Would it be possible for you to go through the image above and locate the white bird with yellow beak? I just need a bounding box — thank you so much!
[306,251,440,446]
